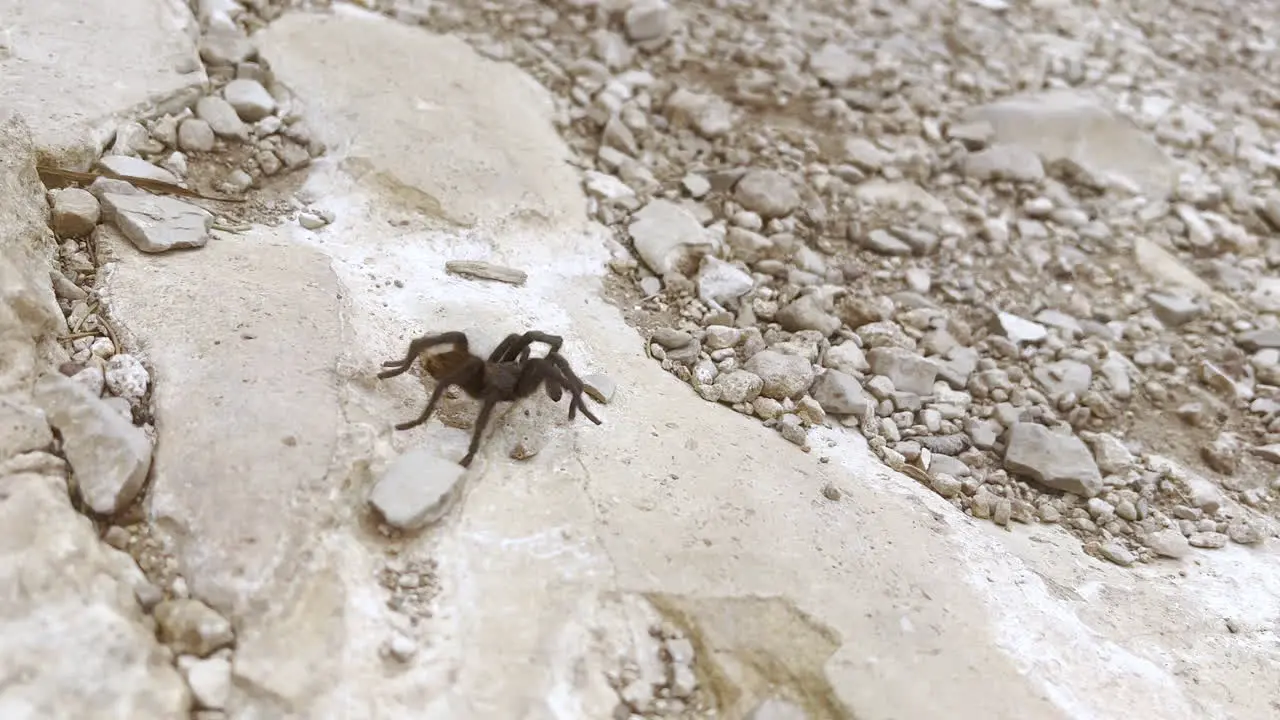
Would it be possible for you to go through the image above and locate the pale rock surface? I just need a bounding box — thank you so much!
[0,472,191,718]
[104,226,343,620]
[250,11,1081,719]
[0,0,205,162]
[962,91,1178,199]
[3,1,1275,719]
[0,397,53,461]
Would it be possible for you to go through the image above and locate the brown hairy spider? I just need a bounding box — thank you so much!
[377,330,603,468]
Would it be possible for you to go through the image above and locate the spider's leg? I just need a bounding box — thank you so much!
[460,396,501,468]
[393,363,476,430]
[487,333,525,363]
[521,331,564,355]
[494,331,565,362]
[546,353,602,425]
[379,331,470,379]
[517,358,562,401]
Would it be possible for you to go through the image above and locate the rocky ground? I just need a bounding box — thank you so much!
[2,0,1279,718]
[377,0,1280,565]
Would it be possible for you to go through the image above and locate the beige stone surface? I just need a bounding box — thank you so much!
[0,2,1277,720]
[0,0,206,163]
[101,224,345,618]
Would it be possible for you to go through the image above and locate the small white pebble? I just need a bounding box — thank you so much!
[90,336,116,358]
[298,212,328,230]
[386,633,417,662]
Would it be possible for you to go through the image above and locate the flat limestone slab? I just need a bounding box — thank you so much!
[102,225,344,617]
[257,8,585,229]
[0,0,206,162]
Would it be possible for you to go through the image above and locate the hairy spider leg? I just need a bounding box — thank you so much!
[515,358,564,401]
[460,396,501,468]
[488,331,565,363]
[379,331,470,379]
[393,361,479,431]
[546,352,602,425]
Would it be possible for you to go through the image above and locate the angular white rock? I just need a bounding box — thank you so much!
[33,373,153,515]
[104,354,150,402]
[628,199,716,275]
[369,447,467,531]
[223,78,277,122]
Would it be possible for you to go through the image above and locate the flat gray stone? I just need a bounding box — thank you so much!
[994,312,1047,344]
[101,192,214,252]
[810,369,872,416]
[867,346,938,395]
[1032,360,1092,397]
[51,188,101,237]
[369,448,467,531]
[1147,292,1202,327]
[1003,422,1102,497]
[963,145,1045,183]
[1144,529,1191,559]
[743,350,815,400]
[223,78,277,122]
[962,90,1177,199]
[97,155,179,185]
[734,169,801,219]
[196,96,249,140]
[629,199,715,275]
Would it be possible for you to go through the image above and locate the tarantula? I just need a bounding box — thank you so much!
[377,330,603,467]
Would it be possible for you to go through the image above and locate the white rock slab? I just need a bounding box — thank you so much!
[103,226,343,618]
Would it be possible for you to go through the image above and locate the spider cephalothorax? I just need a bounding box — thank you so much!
[377,330,603,467]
